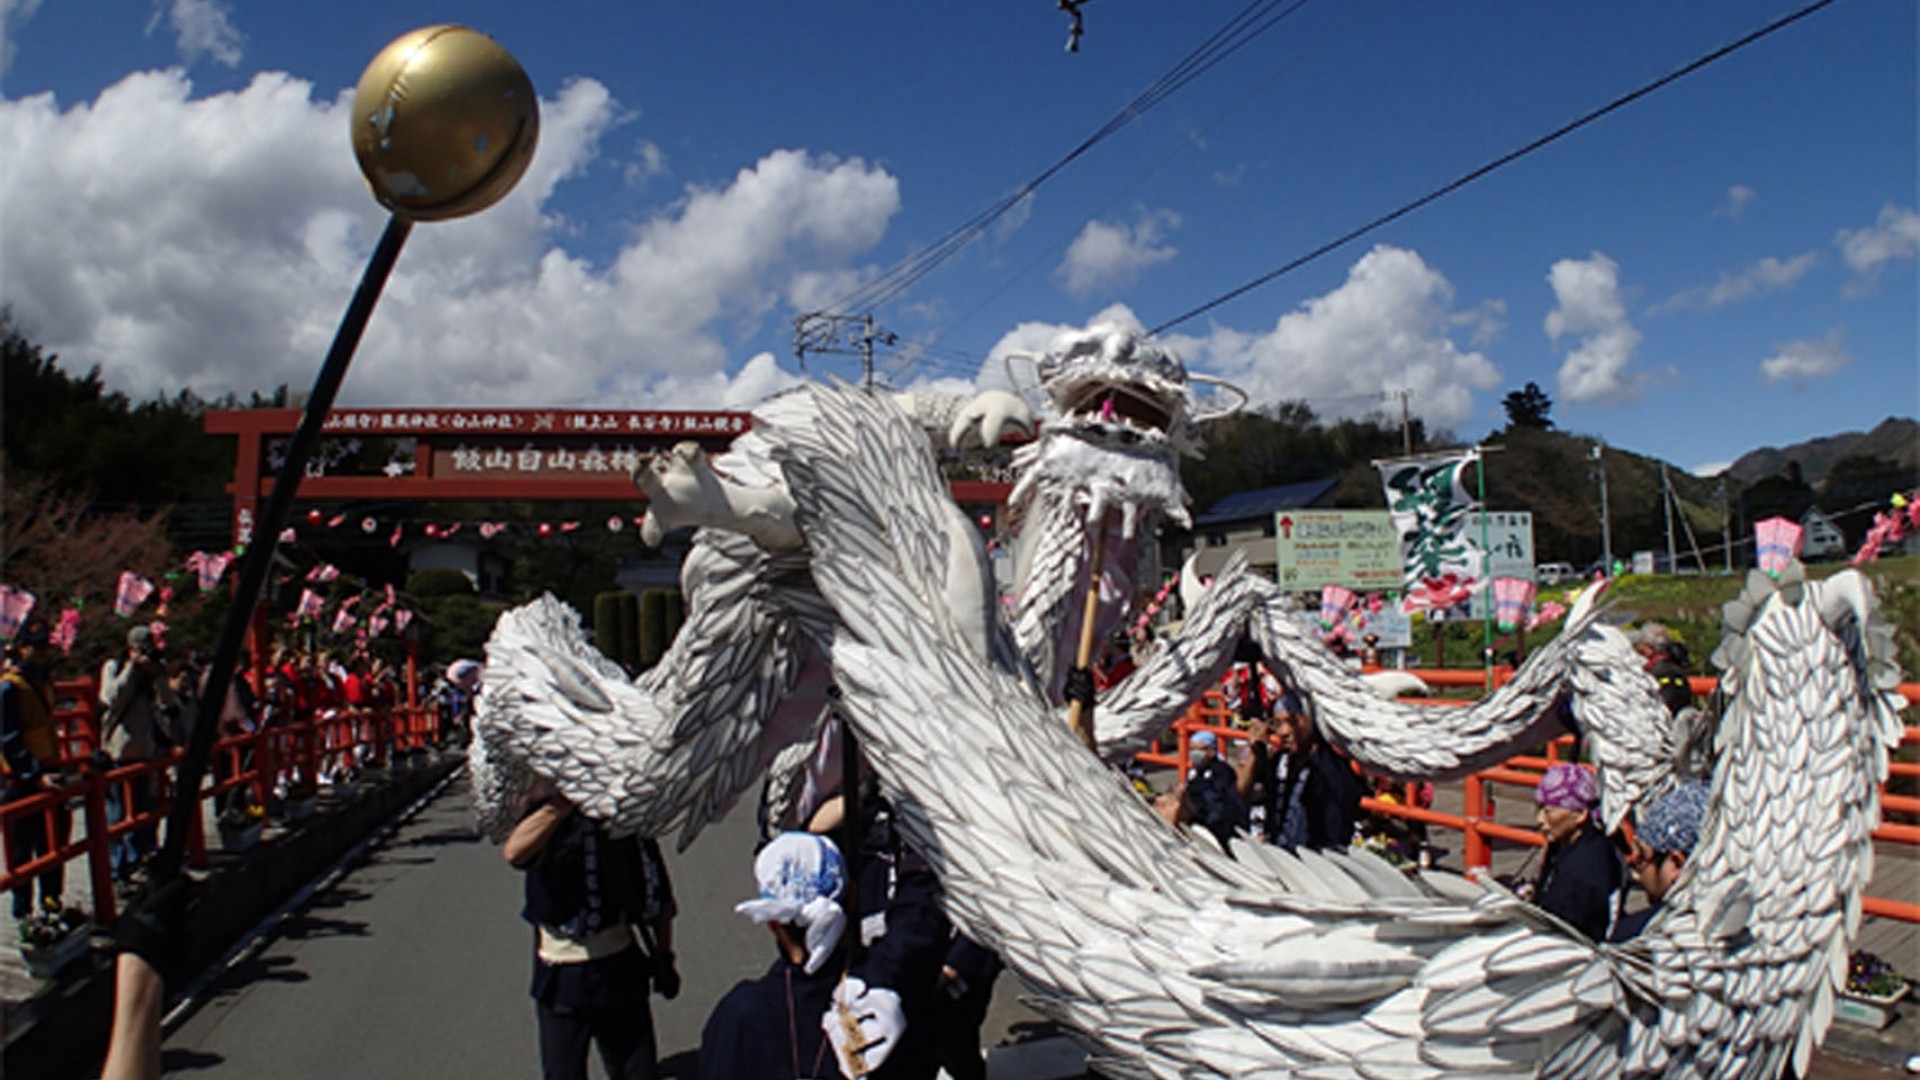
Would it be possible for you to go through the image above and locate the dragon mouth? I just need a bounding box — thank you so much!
[1056,377,1180,450]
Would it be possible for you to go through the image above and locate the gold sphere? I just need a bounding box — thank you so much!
[350,25,538,221]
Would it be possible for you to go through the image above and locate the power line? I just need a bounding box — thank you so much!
[1148,0,1845,335]
[825,0,1317,318]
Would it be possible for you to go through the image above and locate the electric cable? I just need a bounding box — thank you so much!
[825,0,1316,318]
[1149,0,1845,335]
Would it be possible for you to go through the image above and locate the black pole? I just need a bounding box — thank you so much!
[839,714,862,961]
[153,214,414,883]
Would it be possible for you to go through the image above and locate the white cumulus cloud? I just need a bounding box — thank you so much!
[1545,252,1644,405]
[148,0,245,68]
[1052,246,1500,431]
[1759,330,1850,384]
[1713,184,1755,221]
[0,67,904,409]
[1057,207,1180,297]
[1,0,45,72]
[1652,252,1817,313]
[1835,203,1920,288]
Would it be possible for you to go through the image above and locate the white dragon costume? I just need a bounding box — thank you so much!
[472,322,1906,1078]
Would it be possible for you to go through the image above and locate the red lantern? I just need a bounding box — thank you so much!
[537,522,554,538]
[307,509,324,525]
[977,514,993,529]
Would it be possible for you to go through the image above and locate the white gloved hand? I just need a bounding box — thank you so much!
[948,389,1034,450]
[822,975,904,1077]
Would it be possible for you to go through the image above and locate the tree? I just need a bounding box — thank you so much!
[1501,382,1554,430]
[0,468,204,670]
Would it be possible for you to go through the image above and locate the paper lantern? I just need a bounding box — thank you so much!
[1492,576,1537,633]
[1318,585,1357,629]
[0,586,35,641]
[307,509,325,525]
[114,571,155,619]
[1754,517,1803,578]
[1526,600,1567,633]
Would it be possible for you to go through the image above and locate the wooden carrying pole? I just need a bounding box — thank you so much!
[1066,516,1109,750]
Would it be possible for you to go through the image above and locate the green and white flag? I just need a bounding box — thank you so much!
[1375,450,1482,611]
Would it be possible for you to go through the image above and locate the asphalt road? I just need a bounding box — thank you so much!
[160,776,789,1079]
[152,772,1908,1079]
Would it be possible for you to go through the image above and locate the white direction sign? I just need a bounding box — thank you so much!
[1273,509,1404,591]
[1461,510,1536,620]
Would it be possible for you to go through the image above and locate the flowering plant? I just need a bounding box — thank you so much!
[19,905,89,949]
[1846,950,1907,998]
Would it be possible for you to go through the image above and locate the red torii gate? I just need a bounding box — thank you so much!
[204,406,1012,687]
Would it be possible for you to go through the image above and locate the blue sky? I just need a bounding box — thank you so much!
[2,0,1913,477]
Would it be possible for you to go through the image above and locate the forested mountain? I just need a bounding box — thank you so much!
[1727,418,1918,487]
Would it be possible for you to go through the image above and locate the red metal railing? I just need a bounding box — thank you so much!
[2,677,440,928]
[1140,673,1920,924]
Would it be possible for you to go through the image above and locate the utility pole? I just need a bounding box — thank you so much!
[1661,463,1678,574]
[1591,443,1612,575]
[793,311,897,389]
[1728,472,1743,568]
[1395,388,1413,457]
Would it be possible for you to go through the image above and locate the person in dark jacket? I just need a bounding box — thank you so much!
[804,781,950,1080]
[1234,690,1365,852]
[701,831,861,1080]
[1634,623,1695,717]
[932,931,1003,1080]
[1530,763,1623,942]
[2,619,68,919]
[1610,780,1710,942]
[1184,730,1247,848]
[504,780,677,1080]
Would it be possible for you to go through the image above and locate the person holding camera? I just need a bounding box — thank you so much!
[99,625,179,887]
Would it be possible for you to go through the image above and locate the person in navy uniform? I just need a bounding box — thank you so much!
[504,780,678,1080]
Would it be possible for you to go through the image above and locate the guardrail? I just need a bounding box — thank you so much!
[3,677,442,928]
[1139,672,1920,924]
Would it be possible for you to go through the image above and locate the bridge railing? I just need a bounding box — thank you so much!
[1137,672,1920,924]
[2,676,442,928]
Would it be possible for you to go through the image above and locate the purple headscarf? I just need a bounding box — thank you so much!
[1535,763,1598,811]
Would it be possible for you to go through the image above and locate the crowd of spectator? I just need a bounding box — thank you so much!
[2,619,477,914]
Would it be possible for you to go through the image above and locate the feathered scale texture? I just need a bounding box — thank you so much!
[1563,566,1906,1080]
[472,532,832,850]
[776,384,1621,1077]
[473,381,1905,1079]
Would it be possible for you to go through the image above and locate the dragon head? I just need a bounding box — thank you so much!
[1006,321,1241,536]
[1034,321,1204,460]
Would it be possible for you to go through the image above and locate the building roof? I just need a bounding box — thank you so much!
[1193,478,1339,528]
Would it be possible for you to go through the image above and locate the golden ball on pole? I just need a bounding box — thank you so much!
[350,25,538,221]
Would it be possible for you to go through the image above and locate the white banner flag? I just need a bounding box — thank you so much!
[1376,450,1483,611]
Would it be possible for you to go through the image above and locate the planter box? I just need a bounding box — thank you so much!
[218,821,263,853]
[21,928,91,978]
[1836,983,1909,1030]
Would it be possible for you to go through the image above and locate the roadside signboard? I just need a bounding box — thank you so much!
[1273,509,1403,591]
[1461,511,1536,620]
